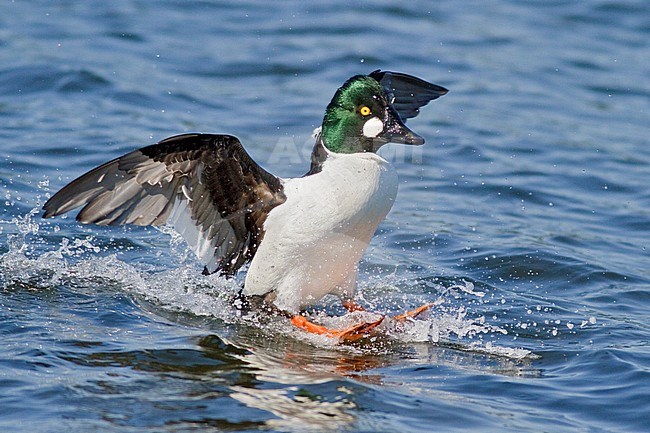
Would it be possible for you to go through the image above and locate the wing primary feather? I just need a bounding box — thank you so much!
[43,134,286,276]
[369,69,448,121]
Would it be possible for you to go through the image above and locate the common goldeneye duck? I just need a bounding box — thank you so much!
[43,70,448,342]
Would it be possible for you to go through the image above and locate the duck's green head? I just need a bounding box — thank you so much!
[320,71,447,154]
[321,75,417,153]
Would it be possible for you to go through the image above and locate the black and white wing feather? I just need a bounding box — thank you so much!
[43,133,286,276]
[370,70,448,121]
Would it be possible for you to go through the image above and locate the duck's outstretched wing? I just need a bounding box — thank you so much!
[370,70,448,121]
[43,133,286,276]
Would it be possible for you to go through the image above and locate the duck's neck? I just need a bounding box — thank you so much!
[307,130,375,176]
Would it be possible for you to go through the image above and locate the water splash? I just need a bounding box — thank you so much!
[2,207,535,360]
[381,281,534,360]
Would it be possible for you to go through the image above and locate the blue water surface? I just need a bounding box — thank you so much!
[1,1,649,432]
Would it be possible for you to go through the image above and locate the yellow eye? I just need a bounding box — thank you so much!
[359,106,371,116]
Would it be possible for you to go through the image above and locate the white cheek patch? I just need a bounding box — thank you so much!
[362,117,383,138]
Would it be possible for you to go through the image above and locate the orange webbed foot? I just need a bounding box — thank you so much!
[392,303,433,322]
[291,315,384,343]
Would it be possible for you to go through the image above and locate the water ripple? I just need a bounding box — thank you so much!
[1,0,649,431]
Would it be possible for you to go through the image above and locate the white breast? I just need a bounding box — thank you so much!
[244,152,398,312]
